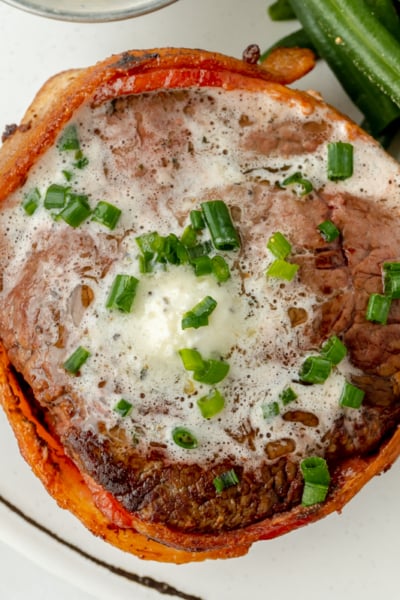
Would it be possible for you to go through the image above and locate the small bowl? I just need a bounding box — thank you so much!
[1,0,178,22]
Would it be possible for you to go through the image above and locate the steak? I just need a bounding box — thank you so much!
[1,50,400,548]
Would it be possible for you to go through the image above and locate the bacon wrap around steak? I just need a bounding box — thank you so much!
[1,48,400,564]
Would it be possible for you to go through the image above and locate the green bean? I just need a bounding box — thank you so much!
[288,0,400,137]
[268,0,296,21]
[289,0,400,108]
[364,0,400,37]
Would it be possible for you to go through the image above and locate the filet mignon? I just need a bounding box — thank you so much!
[1,48,400,562]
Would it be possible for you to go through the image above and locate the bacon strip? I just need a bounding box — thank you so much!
[3,47,399,563]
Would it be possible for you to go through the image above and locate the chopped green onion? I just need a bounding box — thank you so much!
[302,481,330,506]
[174,235,190,264]
[62,170,73,182]
[197,389,225,419]
[113,399,133,417]
[181,296,217,330]
[365,293,391,324]
[172,427,198,449]
[266,259,299,281]
[201,200,240,251]
[179,348,229,385]
[262,401,280,420]
[193,359,230,385]
[44,183,68,210]
[22,188,40,215]
[138,254,153,274]
[320,335,347,365]
[135,233,156,273]
[176,237,190,265]
[106,274,139,313]
[178,348,205,372]
[92,201,121,230]
[384,280,400,303]
[383,261,400,272]
[58,193,91,227]
[58,124,80,151]
[186,240,213,260]
[136,231,159,256]
[339,381,365,409]
[163,233,189,265]
[299,356,332,384]
[63,346,90,375]
[151,233,167,257]
[301,456,330,485]
[317,220,340,242]
[327,142,353,181]
[383,262,400,299]
[73,150,89,170]
[300,456,330,506]
[267,231,292,259]
[181,225,197,248]
[213,469,240,493]
[279,387,298,405]
[211,255,231,282]
[281,171,313,195]
[190,209,205,230]
[136,231,189,268]
[160,233,179,265]
[191,255,213,276]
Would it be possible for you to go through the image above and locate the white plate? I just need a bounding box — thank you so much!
[0,2,399,599]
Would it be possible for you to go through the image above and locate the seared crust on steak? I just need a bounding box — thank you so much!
[1,48,400,563]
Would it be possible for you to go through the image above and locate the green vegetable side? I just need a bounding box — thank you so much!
[264,0,400,147]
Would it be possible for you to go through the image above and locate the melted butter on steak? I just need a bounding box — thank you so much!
[1,87,400,532]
